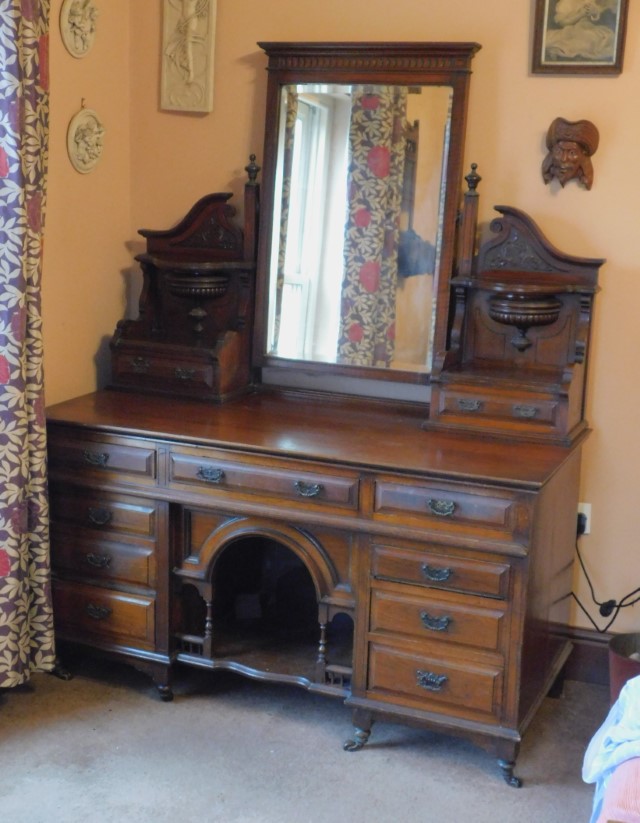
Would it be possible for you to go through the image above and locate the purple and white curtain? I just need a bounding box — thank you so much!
[0,0,55,687]
[338,85,408,367]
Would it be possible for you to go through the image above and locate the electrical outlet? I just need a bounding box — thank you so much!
[578,502,591,535]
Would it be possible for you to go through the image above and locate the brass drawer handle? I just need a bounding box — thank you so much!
[85,553,112,569]
[87,507,112,527]
[416,670,448,692]
[513,404,538,419]
[421,564,453,583]
[175,367,196,381]
[457,398,482,412]
[132,357,150,373]
[82,449,109,467]
[420,611,452,632]
[86,603,112,621]
[426,498,456,517]
[294,480,324,498]
[196,466,225,484]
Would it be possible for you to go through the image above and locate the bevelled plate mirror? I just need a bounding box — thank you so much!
[253,41,481,395]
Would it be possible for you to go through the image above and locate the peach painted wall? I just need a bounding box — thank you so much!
[43,0,133,405]
[43,1,640,633]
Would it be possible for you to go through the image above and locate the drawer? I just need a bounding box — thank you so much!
[111,345,217,398]
[370,587,507,652]
[169,448,360,511]
[51,527,156,588]
[373,476,530,544]
[48,431,156,483]
[50,487,158,538]
[368,642,503,718]
[372,543,510,599]
[436,387,560,429]
[53,580,155,648]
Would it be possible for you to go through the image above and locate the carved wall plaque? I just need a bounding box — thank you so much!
[67,108,105,174]
[60,0,98,59]
[161,0,217,113]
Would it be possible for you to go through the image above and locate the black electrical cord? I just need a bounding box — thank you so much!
[573,535,640,632]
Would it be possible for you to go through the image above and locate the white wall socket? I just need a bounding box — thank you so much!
[578,502,592,535]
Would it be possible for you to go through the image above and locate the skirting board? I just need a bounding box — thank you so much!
[551,623,611,686]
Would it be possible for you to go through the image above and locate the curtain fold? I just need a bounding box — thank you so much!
[337,85,408,367]
[272,87,298,353]
[0,0,55,687]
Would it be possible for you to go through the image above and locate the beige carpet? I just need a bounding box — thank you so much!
[0,655,608,823]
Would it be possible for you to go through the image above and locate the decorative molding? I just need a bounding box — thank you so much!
[60,0,98,59]
[161,0,217,113]
[67,107,105,174]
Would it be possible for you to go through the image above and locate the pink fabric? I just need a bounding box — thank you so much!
[596,757,640,823]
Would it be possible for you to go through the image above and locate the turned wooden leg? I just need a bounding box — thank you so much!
[343,709,373,752]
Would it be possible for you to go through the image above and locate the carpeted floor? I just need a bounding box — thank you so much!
[0,656,608,823]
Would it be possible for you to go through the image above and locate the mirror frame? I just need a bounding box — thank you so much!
[253,41,481,387]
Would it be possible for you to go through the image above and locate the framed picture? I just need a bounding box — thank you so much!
[532,0,629,75]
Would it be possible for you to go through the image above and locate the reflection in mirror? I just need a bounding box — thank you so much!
[266,83,453,374]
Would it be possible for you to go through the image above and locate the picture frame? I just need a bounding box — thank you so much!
[531,0,628,75]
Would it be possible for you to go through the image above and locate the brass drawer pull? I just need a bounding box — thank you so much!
[196,466,225,484]
[426,498,456,517]
[294,480,324,498]
[420,611,452,632]
[87,507,112,527]
[132,357,150,373]
[175,367,196,381]
[85,553,112,569]
[86,603,112,621]
[416,670,448,692]
[457,398,482,412]
[513,404,538,419]
[421,564,453,583]
[82,449,109,467]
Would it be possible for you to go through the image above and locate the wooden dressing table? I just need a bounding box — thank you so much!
[47,43,602,786]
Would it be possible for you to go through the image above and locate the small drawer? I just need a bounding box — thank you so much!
[53,580,155,648]
[372,544,510,599]
[370,587,506,652]
[368,642,503,718]
[373,476,530,545]
[48,431,156,482]
[438,389,559,428]
[170,448,360,511]
[50,487,158,538]
[111,347,216,397]
[51,528,156,588]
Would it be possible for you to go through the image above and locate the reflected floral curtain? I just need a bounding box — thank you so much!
[0,1,55,687]
[337,85,408,367]
[272,87,298,353]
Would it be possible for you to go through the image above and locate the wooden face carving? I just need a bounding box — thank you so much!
[542,117,599,190]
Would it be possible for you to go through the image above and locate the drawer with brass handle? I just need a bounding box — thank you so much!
[169,447,359,511]
[52,579,155,648]
[49,488,158,538]
[368,642,503,719]
[370,587,507,653]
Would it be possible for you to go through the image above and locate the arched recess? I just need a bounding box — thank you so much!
[176,515,340,603]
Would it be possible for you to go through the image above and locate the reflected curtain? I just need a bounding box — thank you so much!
[337,85,408,367]
[0,1,55,687]
[272,88,298,353]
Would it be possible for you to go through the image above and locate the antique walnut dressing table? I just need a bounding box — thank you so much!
[46,43,603,786]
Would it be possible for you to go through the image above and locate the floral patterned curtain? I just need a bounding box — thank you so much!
[272,87,298,353]
[0,0,55,687]
[337,85,408,367]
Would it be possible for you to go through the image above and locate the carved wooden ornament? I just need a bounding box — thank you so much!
[542,117,599,190]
